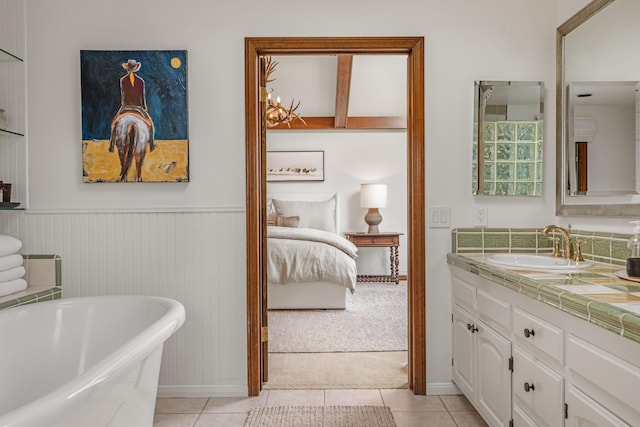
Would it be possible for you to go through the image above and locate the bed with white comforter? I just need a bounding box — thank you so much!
[267,226,357,291]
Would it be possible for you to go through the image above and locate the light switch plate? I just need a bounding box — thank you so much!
[429,207,451,228]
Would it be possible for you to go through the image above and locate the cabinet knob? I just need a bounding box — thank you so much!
[467,323,478,333]
[524,328,535,338]
[524,382,535,392]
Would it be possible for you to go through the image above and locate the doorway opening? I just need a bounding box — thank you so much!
[576,141,588,194]
[245,36,425,396]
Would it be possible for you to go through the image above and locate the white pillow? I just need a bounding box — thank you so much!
[266,198,274,216]
[272,195,336,233]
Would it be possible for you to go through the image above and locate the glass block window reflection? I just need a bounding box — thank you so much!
[472,120,543,196]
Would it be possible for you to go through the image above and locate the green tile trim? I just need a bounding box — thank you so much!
[21,254,62,286]
[0,287,61,310]
[451,228,637,264]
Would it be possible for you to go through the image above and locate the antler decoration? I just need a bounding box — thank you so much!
[263,56,307,128]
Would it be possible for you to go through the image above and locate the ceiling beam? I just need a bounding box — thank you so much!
[269,116,406,130]
[334,55,353,128]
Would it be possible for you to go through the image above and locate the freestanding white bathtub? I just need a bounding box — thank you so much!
[0,296,185,427]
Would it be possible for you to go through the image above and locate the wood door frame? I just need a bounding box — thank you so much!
[245,36,426,396]
[576,141,588,193]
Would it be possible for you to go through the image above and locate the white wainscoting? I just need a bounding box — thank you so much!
[0,208,249,397]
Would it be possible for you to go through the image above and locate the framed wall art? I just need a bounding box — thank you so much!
[80,49,189,183]
[266,151,324,182]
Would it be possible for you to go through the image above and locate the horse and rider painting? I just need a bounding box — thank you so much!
[80,50,189,183]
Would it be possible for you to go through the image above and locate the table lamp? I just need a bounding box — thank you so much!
[360,183,387,233]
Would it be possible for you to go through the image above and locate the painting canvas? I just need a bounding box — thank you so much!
[80,50,189,182]
[266,151,324,182]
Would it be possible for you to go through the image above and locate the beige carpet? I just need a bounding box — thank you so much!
[244,405,396,427]
[264,351,409,390]
[269,282,407,353]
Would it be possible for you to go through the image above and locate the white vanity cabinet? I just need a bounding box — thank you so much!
[452,271,512,427]
[450,266,640,427]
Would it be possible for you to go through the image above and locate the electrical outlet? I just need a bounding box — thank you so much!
[472,206,488,227]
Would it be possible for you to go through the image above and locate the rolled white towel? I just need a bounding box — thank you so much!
[0,254,23,272]
[0,235,22,257]
[0,266,25,283]
[0,278,27,297]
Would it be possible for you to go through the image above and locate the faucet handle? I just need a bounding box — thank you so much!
[574,239,586,262]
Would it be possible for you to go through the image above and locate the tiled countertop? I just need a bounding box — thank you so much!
[447,253,640,344]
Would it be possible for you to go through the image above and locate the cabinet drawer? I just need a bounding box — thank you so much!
[513,347,564,427]
[346,234,398,246]
[567,335,640,417]
[477,288,511,335]
[452,275,476,313]
[513,307,563,364]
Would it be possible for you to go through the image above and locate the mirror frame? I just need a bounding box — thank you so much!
[474,80,545,197]
[555,0,640,216]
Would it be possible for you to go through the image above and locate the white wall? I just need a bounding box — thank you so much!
[0,0,571,396]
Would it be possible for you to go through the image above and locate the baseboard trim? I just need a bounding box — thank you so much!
[427,382,461,395]
[157,385,249,398]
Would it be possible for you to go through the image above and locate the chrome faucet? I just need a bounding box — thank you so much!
[542,225,574,261]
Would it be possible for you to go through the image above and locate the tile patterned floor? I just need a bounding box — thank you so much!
[154,390,488,427]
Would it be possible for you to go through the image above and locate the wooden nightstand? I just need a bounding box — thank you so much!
[344,232,403,284]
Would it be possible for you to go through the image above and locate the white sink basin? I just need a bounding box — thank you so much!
[485,253,592,272]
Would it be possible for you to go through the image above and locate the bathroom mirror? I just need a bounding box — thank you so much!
[557,0,640,216]
[472,80,544,196]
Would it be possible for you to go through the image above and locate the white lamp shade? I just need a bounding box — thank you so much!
[360,184,387,208]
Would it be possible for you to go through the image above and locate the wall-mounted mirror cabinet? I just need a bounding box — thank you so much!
[557,0,640,216]
[473,80,544,196]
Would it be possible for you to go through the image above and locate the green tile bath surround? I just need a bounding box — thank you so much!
[449,228,640,344]
[0,254,62,310]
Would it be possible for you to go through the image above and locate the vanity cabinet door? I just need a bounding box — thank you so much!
[476,324,512,427]
[566,334,640,418]
[512,347,564,427]
[513,404,538,427]
[565,386,627,427]
[452,304,512,427]
[452,304,475,398]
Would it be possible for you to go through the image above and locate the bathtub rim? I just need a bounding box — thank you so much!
[0,295,186,425]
